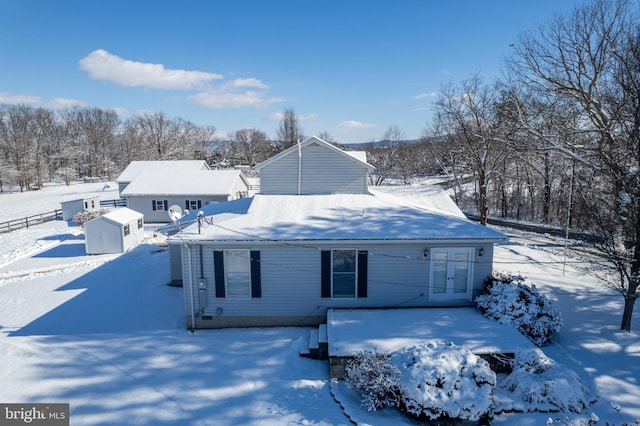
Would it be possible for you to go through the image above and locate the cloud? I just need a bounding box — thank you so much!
[0,92,41,105]
[265,112,318,121]
[337,120,376,130]
[188,89,284,109]
[226,78,269,89]
[47,97,87,108]
[79,49,223,90]
[413,91,436,100]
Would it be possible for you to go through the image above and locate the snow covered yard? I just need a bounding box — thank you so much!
[0,182,639,425]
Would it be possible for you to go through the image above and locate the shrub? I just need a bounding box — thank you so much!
[73,209,108,227]
[495,348,597,414]
[476,273,562,346]
[390,341,496,421]
[344,349,400,411]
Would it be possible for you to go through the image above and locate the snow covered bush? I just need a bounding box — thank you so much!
[390,341,496,422]
[494,348,597,414]
[344,349,400,411]
[476,273,562,346]
[73,209,108,227]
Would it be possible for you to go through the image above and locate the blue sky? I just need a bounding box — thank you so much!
[0,0,587,144]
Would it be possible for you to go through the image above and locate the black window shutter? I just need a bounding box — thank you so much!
[185,200,190,209]
[357,250,368,298]
[197,200,202,209]
[321,250,331,298]
[213,251,226,297]
[152,200,156,211]
[164,200,168,210]
[250,251,261,298]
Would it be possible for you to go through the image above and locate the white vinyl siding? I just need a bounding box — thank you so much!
[180,243,493,325]
[259,142,369,195]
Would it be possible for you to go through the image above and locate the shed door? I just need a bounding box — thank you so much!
[429,248,474,300]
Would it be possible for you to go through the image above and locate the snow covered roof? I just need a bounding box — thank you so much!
[120,169,247,197]
[253,136,374,172]
[168,186,505,243]
[60,194,100,205]
[115,160,210,183]
[97,207,143,225]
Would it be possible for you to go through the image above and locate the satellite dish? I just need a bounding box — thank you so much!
[168,205,183,222]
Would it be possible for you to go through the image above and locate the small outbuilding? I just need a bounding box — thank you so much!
[85,208,144,255]
[61,195,101,221]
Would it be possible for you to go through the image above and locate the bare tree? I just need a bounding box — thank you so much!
[508,0,640,331]
[227,128,275,166]
[276,107,305,149]
[365,125,405,186]
[431,76,513,225]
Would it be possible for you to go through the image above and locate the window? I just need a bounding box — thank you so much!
[152,200,168,211]
[123,224,130,236]
[429,248,474,300]
[213,250,262,299]
[321,250,368,298]
[332,250,357,298]
[137,218,143,229]
[224,249,251,297]
[186,200,202,211]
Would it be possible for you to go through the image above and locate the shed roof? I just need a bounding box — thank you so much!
[121,169,247,197]
[97,208,143,226]
[116,160,210,183]
[167,185,504,243]
[60,194,100,206]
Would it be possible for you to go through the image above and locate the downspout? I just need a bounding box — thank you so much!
[185,243,196,331]
[297,139,302,195]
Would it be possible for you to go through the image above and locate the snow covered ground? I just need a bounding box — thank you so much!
[0,182,638,425]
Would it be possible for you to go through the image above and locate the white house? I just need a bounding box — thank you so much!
[167,137,505,329]
[115,160,211,194]
[60,195,101,221]
[120,168,250,223]
[85,208,144,255]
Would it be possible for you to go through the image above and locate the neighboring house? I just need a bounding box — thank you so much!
[60,195,101,221]
[85,208,144,255]
[120,168,250,223]
[115,160,211,194]
[167,136,505,329]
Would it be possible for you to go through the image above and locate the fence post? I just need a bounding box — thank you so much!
[25,217,29,229]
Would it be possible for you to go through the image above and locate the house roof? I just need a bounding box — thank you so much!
[253,136,374,172]
[120,169,248,197]
[95,207,143,226]
[167,186,505,243]
[115,160,210,183]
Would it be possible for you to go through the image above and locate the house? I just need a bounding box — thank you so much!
[115,160,211,194]
[85,208,144,255]
[60,195,101,221]
[120,168,250,223]
[167,136,505,329]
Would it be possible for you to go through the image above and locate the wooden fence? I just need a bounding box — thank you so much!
[0,209,63,234]
[100,198,127,208]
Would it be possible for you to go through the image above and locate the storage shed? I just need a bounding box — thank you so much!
[85,208,145,255]
[61,195,101,221]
